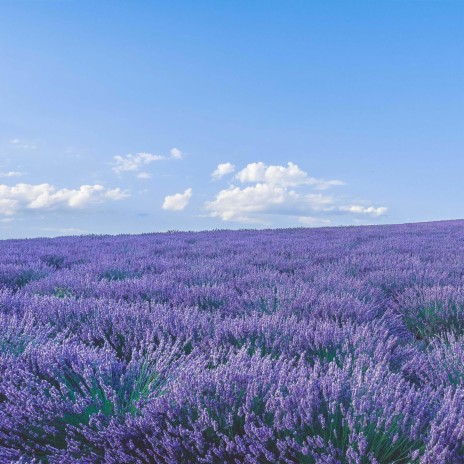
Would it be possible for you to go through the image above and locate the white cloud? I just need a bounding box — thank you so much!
[338,205,388,217]
[0,171,25,178]
[0,198,18,216]
[137,172,151,179]
[205,183,336,223]
[235,161,344,189]
[112,152,163,174]
[162,188,192,211]
[212,162,235,180]
[113,148,184,177]
[206,161,386,224]
[206,184,287,222]
[0,183,129,216]
[170,148,183,159]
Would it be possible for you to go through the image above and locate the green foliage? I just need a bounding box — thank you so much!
[53,287,74,298]
[404,303,464,341]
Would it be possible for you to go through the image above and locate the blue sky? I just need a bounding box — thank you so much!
[0,1,463,238]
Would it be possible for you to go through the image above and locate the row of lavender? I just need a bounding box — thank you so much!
[1,221,464,463]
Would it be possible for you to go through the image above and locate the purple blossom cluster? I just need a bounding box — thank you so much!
[1,221,464,463]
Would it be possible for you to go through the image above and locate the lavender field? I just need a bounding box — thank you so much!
[1,221,464,463]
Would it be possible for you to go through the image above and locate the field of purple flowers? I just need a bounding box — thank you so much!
[1,221,464,463]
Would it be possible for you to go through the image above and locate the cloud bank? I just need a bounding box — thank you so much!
[206,161,386,224]
[0,183,128,216]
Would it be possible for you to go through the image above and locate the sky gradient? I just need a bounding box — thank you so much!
[1,1,463,238]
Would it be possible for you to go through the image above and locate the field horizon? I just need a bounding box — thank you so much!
[3,217,464,243]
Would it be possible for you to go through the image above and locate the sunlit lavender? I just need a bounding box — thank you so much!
[1,220,464,463]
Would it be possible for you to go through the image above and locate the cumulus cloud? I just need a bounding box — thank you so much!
[205,161,386,224]
[162,188,192,211]
[212,162,235,180]
[206,184,288,222]
[0,183,129,216]
[235,162,344,189]
[112,152,164,174]
[205,183,335,223]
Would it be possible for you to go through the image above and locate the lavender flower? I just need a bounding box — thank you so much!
[0,220,463,461]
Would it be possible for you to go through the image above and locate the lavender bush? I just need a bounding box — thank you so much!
[1,220,464,462]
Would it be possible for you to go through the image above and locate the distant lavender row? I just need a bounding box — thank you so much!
[1,221,464,463]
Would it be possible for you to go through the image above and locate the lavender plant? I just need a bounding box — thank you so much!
[0,220,463,462]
